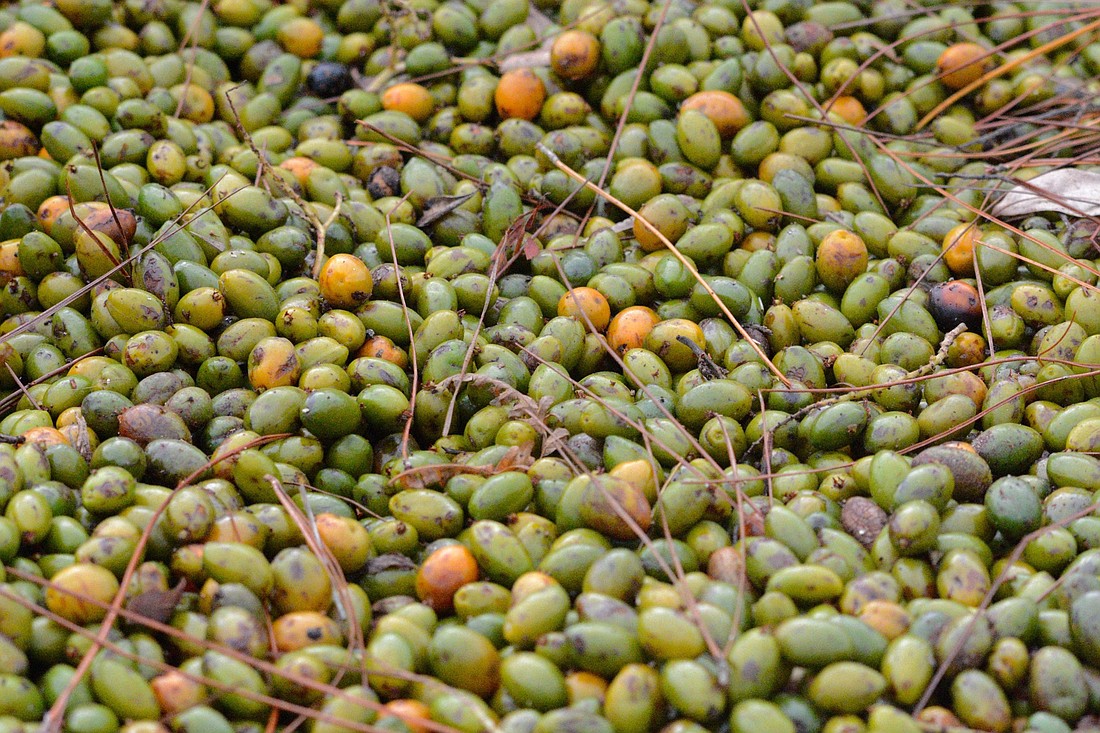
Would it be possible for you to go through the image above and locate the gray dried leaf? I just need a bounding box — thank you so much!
[989,169,1100,218]
[497,7,555,73]
[841,496,888,548]
[499,47,551,73]
[126,578,186,625]
[540,427,570,458]
[527,6,554,34]
[417,192,476,227]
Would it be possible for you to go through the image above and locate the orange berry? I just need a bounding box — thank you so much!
[415,544,479,613]
[170,83,215,123]
[741,231,775,252]
[0,22,45,59]
[0,120,39,160]
[495,69,546,121]
[607,305,659,354]
[380,700,432,733]
[22,426,69,447]
[942,222,978,277]
[550,30,601,81]
[318,253,373,309]
[36,195,71,235]
[937,42,992,90]
[831,95,867,125]
[557,287,611,332]
[681,90,750,138]
[45,563,118,624]
[381,82,436,123]
[271,611,343,651]
[151,671,206,715]
[858,599,911,640]
[357,334,408,369]
[565,671,609,705]
[815,229,868,293]
[0,241,23,280]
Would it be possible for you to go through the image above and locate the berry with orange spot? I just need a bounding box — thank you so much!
[947,331,987,368]
[272,611,343,651]
[151,671,206,715]
[314,513,374,574]
[45,563,118,624]
[681,90,751,138]
[279,156,320,188]
[170,83,215,123]
[929,280,983,331]
[633,193,692,252]
[22,426,69,447]
[644,318,707,373]
[565,671,609,705]
[380,700,432,733]
[550,30,601,81]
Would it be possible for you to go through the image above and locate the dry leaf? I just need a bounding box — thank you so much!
[539,427,569,458]
[521,233,541,260]
[126,578,186,625]
[989,169,1100,218]
[71,412,93,463]
[841,497,888,548]
[417,192,476,228]
[527,6,554,35]
[497,8,555,72]
[499,47,551,73]
[491,206,542,276]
